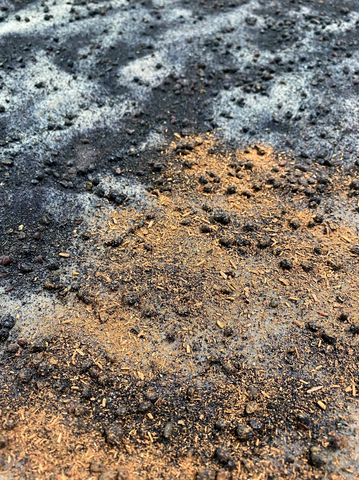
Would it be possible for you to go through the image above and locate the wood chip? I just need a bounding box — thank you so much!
[294,320,304,328]
[340,235,351,243]
[307,386,323,394]
[317,400,326,410]
[59,253,70,258]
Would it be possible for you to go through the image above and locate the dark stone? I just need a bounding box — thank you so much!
[309,446,326,468]
[0,435,8,449]
[123,292,139,306]
[321,331,336,344]
[0,314,15,330]
[28,339,46,353]
[257,236,272,249]
[213,212,231,225]
[226,185,237,194]
[219,235,233,247]
[301,261,313,272]
[201,224,213,233]
[279,258,293,270]
[104,237,123,248]
[306,322,319,332]
[327,259,343,271]
[338,312,348,322]
[289,218,300,229]
[0,329,10,342]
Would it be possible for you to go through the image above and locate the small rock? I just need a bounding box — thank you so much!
[321,331,336,345]
[257,236,272,249]
[104,237,123,248]
[47,261,60,271]
[349,324,359,335]
[297,412,310,426]
[329,435,348,450]
[0,435,8,449]
[309,446,326,468]
[122,292,139,306]
[213,212,231,225]
[245,16,257,26]
[105,352,118,363]
[99,470,118,480]
[226,185,237,195]
[0,329,9,343]
[270,298,278,308]
[249,419,262,430]
[216,471,231,480]
[144,389,159,402]
[118,469,138,480]
[90,460,104,473]
[17,339,28,348]
[327,258,343,271]
[6,344,19,354]
[301,261,313,272]
[163,421,173,439]
[338,312,348,322]
[201,224,213,233]
[245,402,258,415]
[75,404,88,416]
[197,467,216,480]
[289,218,300,229]
[235,424,253,440]
[18,368,33,383]
[28,339,46,353]
[105,424,123,446]
[306,322,319,332]
[1,314,15,330]
[279,258,293,270]
[0,256,10,265]
[215,419,227,431]
[215,446,232,465]
[137,401,152,413]
[82,387,92,399]
[3,420,16,431]
[115,405,128,417]
[219,235,233,247]
[248,386,259,400]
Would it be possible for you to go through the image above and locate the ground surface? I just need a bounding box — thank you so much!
[0,0,359,479]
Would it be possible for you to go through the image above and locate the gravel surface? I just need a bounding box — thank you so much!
[1,0,359,479]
